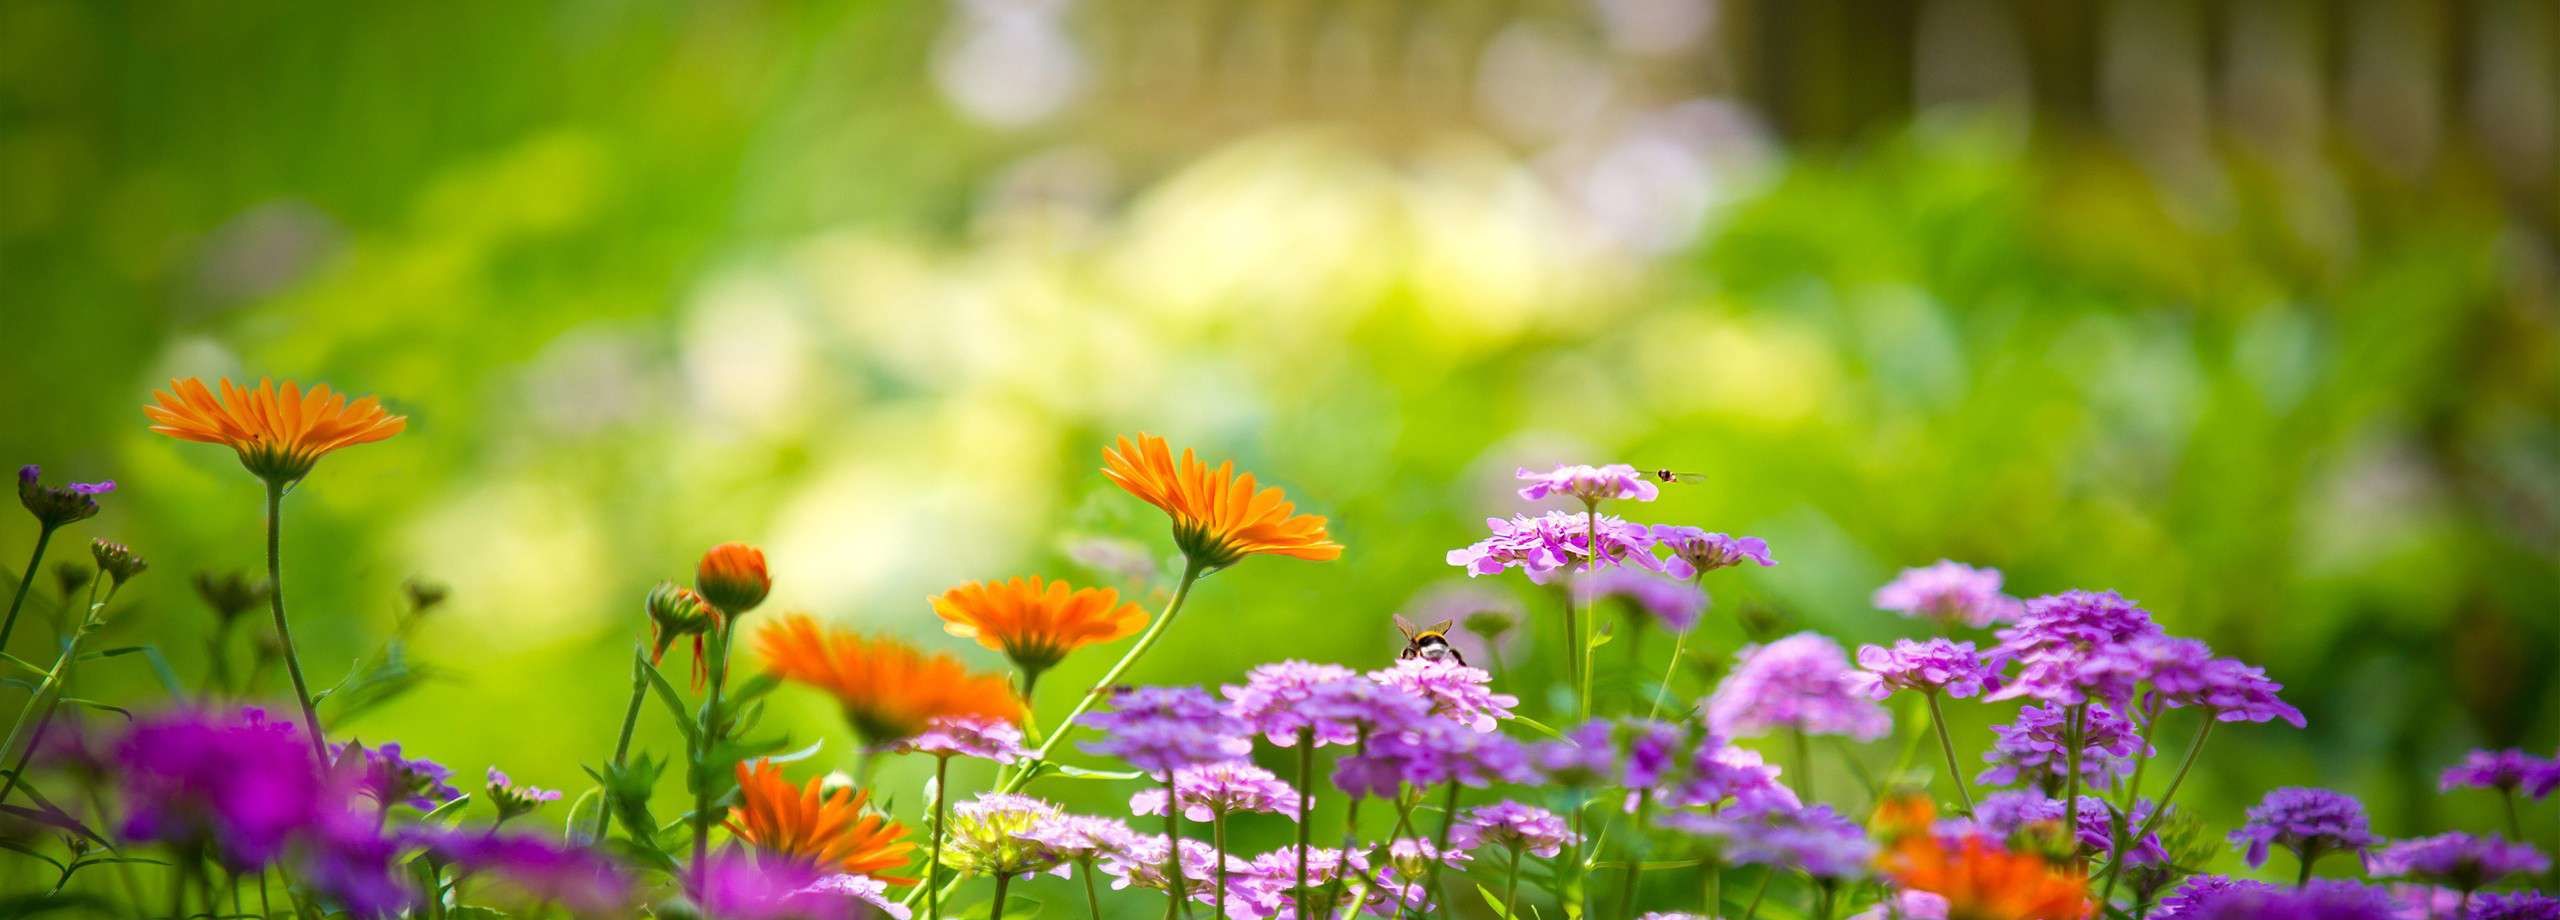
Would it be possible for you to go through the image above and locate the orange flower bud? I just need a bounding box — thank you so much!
[696,542,772,615]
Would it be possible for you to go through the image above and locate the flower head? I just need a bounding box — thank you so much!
[1985,590,2163,706]
[1223,661,1368,746]
[483,766,562,821]
[895,716,1027,763]
[117,708,325,869]
[2167,879,2400,920]
[726,759,915,883]
[756,613,1022,747]
[931,576,1147,678]
[1450,801,1574,858]
[1335,716,1531,798]
[194,571,270,627]
[2366,833,2550,892]
[1368,658,1517,732]
[1663,734,1801,815]
[1873,561,2023,628]
[1102,433,1341,569]
[645,581,724,691]
[2472,893,2560,920]
[90,538,148,587]
[17,464,113,528]
[2229,787,2376,870]
[942,793,1068,878]
[1576,568,1709,632]
[145,377,405,485]
[1967,791,2168,865]
[1079,685,1252,777]
[2440,749,2560,798]
[2121,636,2304,727]
[1020,813,1144,864]
[697,542,772,615]
[691,851,879,920]
[1852,638,1998,700]
[1448,511,1665,584]
[1649,526,1776,580]
[333,741,462,813]
[1705,632,1891,740]
[1680,804,1876,881]
[420,828,631,915]
[1881,831,2090,920]
[1130,761,1306,821]
[1515,463,1660,505]
[1978,703,2146,792]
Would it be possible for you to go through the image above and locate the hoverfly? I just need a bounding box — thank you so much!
[1649,469,1708,485]
[1394,615,1467,667]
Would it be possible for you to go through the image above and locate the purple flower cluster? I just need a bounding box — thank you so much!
[1451,801,1574,858]
[1447,511,1667,584]
[1021,813,1144,864]
[2122,636,2305,727]
[425,829,632,915]
[1661,735,1800,815]
[1673,804,1874,880]
[2366,832,2551,891]
[2164,879,2398,920]
[1650,526,1776,579]
[1515,463,1660,505]
[1978,701,2147,790]
[1871,560,2021,628]
[1850,638,1997,700]
[1984,590,2162,706]
[1705,632,1891,741]
[2440,748,2560,799]
[1130,761,1307,821]
[1080,686,1253,777]
[1335,716,1531,798]
[1368,658,1517,732]
[693,852,878,920]
[334,740,463,812]
[897,715,1028,763]
[1967,790,2168,865]
[1575,568,1709,632]
[1222,661,1369,746]
[2473,893,2560,920]
[2229,787,2377,869]
[117,708,328,868]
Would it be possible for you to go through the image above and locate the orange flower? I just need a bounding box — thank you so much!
[725,759,915,884]
[931,576,1147,679]
[145,377,406,485]
[1883,832,2091,920]
[1100,433,1342,570]
[755,613,1023,744]
[697,542,772,615]
[645,582,724,691]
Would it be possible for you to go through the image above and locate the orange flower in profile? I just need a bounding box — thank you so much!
[726,759,916,884]
[697,542,772,615]
[931,576,1147,681]
[145,378,406,485]
[1883,831,2092,920]
[755,613,1023,745]
[1101,433,1342,570]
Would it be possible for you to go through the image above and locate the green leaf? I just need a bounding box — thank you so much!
[1505,714,1568,742]
[55,698,132,720]
[2,653,46,676]
[726,672,781,705]
[0,804,108,848]
[1587,621,1615,651]
[767,737,825,765]
[1049,764,1145,781]
[79,645,184,696]
[447,907,511,920]
[642,665,703,747]
[0,839,67,872]
[563,787,603,844]
[421,793,475,824]
[1476,883,1514,919]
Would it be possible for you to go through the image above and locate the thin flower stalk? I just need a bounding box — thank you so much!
[1294,728,1315,920]
[2104,717,2215,892]
[929,754,952,920]
[0,573,124,806]
[590,641,653,844]
[0,522,57,654]
[264,481,328,761]
[1924,693,1974,815]
[999,558,1205,794]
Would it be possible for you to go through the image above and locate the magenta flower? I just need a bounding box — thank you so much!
[116,708,325,868]
[2229,787,2377,870]
[1871,560,2021,628]
[2366,833,2551,892]
[1704,632,1891,741]
[1368,658,1517,732]
[2440,748,2560,799]
[1447,511,1666,584]
[1649,525,1776,580]
[896,715,1028,763]
[422,828,632,915]
[1451,801,1574,858]
[1984,590,2163,706]
[1530,719,1619,787]
[1130,761,1307,821]
[333,741,462,813]
[1575,568,1708,632]
[1079,686,1252,777]
[692,851,875,920]
[1850,638,1997,700]
[1335,717,1531,798]
[1978,702,2147,790]
[1221,661,1367,746]
[1515,463,1659,505]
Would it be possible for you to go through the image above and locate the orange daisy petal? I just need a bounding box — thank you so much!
[725,759,916,884]
[756,613,1023,744]
[1101,433,1341,569]
[930,576,1149,675]
[143,376,406,484]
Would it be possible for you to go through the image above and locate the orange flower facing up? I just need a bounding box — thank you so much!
[1101,433,1342,570]
[145,378,406,485]
[697,542,772,615]
[726,759,915,884]
[931,576,1147,681]
[756,613,1023,745]
[1882,830,2092,920]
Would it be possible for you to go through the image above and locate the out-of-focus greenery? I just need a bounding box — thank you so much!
[3,0,2555,895]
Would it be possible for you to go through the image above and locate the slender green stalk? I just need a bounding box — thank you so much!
[1214,810,1231,920]
[590,642,652,844]
[690,622,736,895]
[1162,773,1190,920]
[85,782,146,906]
[1705,855,1720,918]
[0,523,56,653]
[1579,504,1601,720]
[168,860,187,920]
[1293,730,1314,920]
[264,481,329,761]
[2102,718,2216,898]
[2502,790,2523,842]
[999,560,1206,795]
[1792,728,1814,804]
[0,577,118,806]
[1427,782,1462,920]
[2060,704,2086,862]
[929,754,953,920]
[2295,848,2318,887]
[1320,743,1368,918]
[1923,694,1974,814]
[1643,615,1695,722]
[990,872,1012,920]
[1560,593,1582,716]
[1811,882,1835,920]
[1501,846,1523,920]
[1617,792,1651,920]
[1081,858,1105,920]
[1739,868,1771,920]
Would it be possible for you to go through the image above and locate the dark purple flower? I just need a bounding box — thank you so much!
[1576,568,1709,632]
[1451,801,1574,858]
[1516,464,1659,505]
[693,851,876,920]
[2366,833,2551,891]
[1671,804,1874,880]
[2229,787,2376,869]
[894,715,1026,763]
[2441,748,2560,799]
[1649,526,1777,580]
[1079,686,1252,778]
[117,708,324,869]
[2173,880,2397,920]
[2155,875,2274,918]
[1985,590,2163,706]
[1872,561,2022,628]
[1131,761,1306,821]
[1447,511,1667,584]
[1967,790,2168,865]
[1368,658,1517,732]
[1620,720,1684,789]
[295,809,418,918]
[333,741,462,812]
[421,828,631,916]
[17,464,114,528]
[1223,661,1369,746]
[1978,702,2147,791]
[1850,638,1997,700]
[2123,636,2305,727]
[1705,632,1890,740]
[2473,892,2560,920]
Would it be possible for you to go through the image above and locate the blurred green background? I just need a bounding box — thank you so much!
[3,0,2556,892]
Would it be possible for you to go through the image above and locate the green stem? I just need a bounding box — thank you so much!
[2501,790,2523,842]
[2105,717,2215,895]
[264,481,329,761]
[1321,746,1368,918]
[1214,810,1230,920]
[930,754,952,920]
[1706,857,1721,919]
[1644,622,1691,722]
[1579,504,1600,721]
[1501,846,1522,920]
[2295,847,2318,887]
[1923,694,1974,815]
[2060,704,2086,862]
[1560,592,1582,718]
[590,642,652,844]
[1428,782,1462,920]
[1163,773,1190,920]
[1000,559,1206,795]
[1792,728,1814,805]
[1617,792,1650,920]
[0,523,56,653]
[990,872,1012,920]
[690,622,736,895]
[1294,730,1314,920]
[1082,858,1105,920]
[0,577,117,806]
[1739,869,1771,920]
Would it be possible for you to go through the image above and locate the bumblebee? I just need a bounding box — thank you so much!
[1394,615,1467,667]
